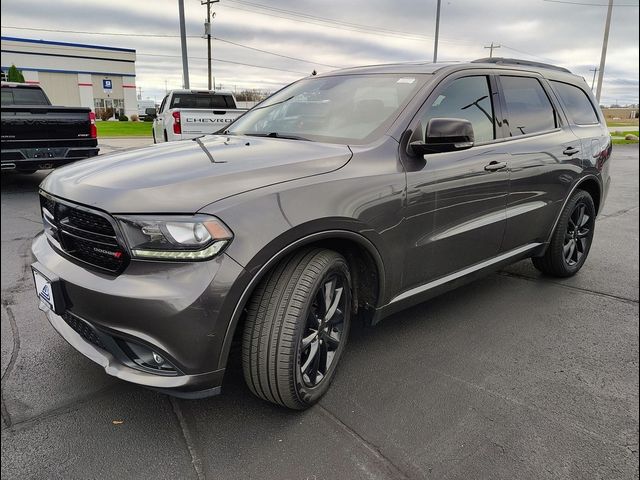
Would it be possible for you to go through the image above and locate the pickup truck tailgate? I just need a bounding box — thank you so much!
[178,108,245,136]
[1,106,93,141]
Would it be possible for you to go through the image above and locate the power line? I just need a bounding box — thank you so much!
[500,44,560,64]
[543,0,638,6]
[213,37,340,68]
[137,53,308,74]
[224,0,434,40]
[0,25,336,68]
[0,25,197,37]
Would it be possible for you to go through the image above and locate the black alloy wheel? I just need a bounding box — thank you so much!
[243,248,352,409]
[563,201,593,266]
[299,273,348,388]
[532,189,596,277]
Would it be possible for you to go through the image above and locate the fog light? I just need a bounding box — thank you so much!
[118,340,177,374]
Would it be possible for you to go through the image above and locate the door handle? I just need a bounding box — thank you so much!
[563,147,580,156]
[484,161,508,172]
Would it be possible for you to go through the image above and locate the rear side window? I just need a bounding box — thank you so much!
[170,94,234,109]
[500,76,556,136]
[551,81,599,125]
[1,87,49,106]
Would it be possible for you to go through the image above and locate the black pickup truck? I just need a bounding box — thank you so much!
[1,82,99,173]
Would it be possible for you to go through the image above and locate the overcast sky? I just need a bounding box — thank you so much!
[1,0,638,105]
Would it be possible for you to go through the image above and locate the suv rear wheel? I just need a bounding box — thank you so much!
[532,189,596,277]
[242,248,351,409]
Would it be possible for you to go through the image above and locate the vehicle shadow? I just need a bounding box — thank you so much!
[170,274,511,477]
[1,170,50,194]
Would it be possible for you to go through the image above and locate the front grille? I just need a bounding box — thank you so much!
[62,311,107,350]
[40,193,129,274]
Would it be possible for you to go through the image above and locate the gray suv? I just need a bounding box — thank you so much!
[31,58,611,409]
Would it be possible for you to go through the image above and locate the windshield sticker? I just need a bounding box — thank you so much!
[397,78,416,84]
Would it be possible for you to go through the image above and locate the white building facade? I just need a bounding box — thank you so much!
[1,36,137,119]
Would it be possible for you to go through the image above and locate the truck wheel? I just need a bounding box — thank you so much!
[242,248,352,410]
[164,131,168,142]
[532,189,596,277]
[152,130,157,144]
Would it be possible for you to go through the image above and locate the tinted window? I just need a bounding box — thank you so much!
[551,81,599,125]
[1,87,49,106]
[170,94,234,109]
[418,76,495,143]
[501,76,556,136]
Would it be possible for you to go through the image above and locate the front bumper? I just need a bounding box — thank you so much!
[31,232,246,397]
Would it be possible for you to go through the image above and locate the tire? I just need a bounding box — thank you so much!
[152,130,157,144]
[164,130,168,142]
[532,189,596,277]
[242,248,352,409]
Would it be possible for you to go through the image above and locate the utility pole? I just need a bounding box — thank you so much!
[484,42,501,58]
[595,0,613,103]
[202,0,219,90]
[178,0,190,89]
[433,0,441,63]
[589,67,599,91]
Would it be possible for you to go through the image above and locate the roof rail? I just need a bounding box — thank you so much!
[471,57,571,74]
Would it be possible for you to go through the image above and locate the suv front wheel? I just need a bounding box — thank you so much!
[242,248,352,409]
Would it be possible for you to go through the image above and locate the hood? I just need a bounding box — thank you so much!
[40,135,352,213]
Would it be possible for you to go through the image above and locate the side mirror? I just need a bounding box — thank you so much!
[410,118,474,155]
[145,107,157,118]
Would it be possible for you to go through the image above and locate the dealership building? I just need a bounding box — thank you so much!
[1,36,137,119]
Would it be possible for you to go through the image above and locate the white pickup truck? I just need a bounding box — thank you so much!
[150,89,246,142]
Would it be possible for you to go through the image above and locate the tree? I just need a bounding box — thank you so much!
[7,65,25,83]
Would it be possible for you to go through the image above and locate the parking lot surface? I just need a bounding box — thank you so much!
[1,142,638,480]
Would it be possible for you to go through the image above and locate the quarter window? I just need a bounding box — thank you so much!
[500,76,556,136]
[551,81,599,125]
[418,76,495,143]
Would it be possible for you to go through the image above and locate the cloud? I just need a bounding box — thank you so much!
[1,0,638,105]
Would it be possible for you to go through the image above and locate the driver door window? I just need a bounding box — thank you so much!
[417,76,495,144]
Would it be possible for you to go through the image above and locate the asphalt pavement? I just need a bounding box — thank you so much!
[1,141,638,480]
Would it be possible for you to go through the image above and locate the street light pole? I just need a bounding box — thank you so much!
[595,0,613,103]
[433,0,441,63]
[178,0,190,89]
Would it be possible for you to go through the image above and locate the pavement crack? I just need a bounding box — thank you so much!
[2,384,121,432]
[498,271,639,305]
[598,205,639,221]
[170,397,206,480]
[317,404,416,479]
[1,303,21,428]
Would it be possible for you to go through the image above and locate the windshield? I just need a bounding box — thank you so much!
[226,74,428,144]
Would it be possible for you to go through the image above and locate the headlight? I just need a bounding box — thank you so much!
[115,215,233,261]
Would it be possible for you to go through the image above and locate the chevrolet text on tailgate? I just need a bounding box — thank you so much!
[31,58,611,409]
[150,89,246,142]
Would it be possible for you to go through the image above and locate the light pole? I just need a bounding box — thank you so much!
[178,0,190,89]
[433,0,441,63]
[595,0,613,103]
